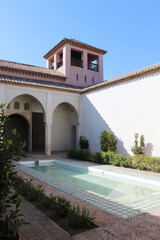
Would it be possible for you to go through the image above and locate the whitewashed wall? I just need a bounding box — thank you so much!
[81,72,160,157]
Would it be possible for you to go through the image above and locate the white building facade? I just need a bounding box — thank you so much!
[0,38,160,156]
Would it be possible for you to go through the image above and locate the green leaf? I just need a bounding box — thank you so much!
[12,128,17,136]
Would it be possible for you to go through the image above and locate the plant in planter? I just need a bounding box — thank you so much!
[131,133,145,155]
[0,103,27,240]
[79,136,89,149]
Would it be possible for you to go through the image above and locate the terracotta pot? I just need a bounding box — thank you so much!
[17,232,21,240]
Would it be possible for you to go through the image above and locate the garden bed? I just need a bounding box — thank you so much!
[14,174,97,236]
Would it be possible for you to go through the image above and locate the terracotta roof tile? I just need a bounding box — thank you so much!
[44,38,107,59]
[0,74,83,92]
[0,59,66,78]
[0,62,159,93]
[82,63,160,92]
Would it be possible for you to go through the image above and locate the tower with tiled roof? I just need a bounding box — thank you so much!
[44,38,107,87]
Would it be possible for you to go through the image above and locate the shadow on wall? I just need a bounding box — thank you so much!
[81,95,129,155]
[145,142,154,156]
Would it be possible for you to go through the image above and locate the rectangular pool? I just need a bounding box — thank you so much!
[21,160,160,204]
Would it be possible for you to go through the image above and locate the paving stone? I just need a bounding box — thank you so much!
[18,198,70,240]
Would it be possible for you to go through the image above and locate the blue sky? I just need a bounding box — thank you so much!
[0,0,159,80]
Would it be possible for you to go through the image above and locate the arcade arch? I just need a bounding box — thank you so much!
[6,94,45,152]
[6,114,29,150]
[51,102,79,151]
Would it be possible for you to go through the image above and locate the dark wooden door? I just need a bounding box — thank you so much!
[32,112,45,151]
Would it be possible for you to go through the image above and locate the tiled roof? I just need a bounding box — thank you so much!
[82,63,160,92]
[44,38,107,59]
[0,63,159,93]
[0,74,83,92]
[0,59,66,78]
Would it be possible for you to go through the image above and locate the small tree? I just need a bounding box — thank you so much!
[0,103,26,239]
[131,133,145,154]
[99,130,117,152]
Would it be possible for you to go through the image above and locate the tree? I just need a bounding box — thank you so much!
[0,103,26,240]
[131,133,145,154]
[99,130,117,152]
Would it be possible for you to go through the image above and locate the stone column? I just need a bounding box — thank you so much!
[45,123,52,156]
[45,92,52,156]
[54,54,57,70]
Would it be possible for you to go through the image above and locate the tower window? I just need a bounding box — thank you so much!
[71,50,83,68]
[59,52,63,60]
[24,102,30,111]
[14,101,20,110]
[76,74,78,81]
[85,75,87,82]
[57,50,63,69]
[88,54,99,71]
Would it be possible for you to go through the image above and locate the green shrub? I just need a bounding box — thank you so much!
[78,149,91,161]
[92,152,104,163]
[99,130,117,152]
[28,185,44,202]
[68,149,91,161]
[67,149,79,159]
[134,156,160,171]
[102,150,114,163]
[152,167,160,173]
[119,156,133,168]
[69,206,95,229]
[92,151,133,168]
[39,195,56,210]
[131,133,145,154]
[14,175,95,229]
[14,176,44,201]
[53,197,71,218]
[109,153,124,166]
[79,136,89,149]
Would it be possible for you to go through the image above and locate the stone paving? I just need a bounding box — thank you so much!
[17,152,160,239]
[19,197,70,240]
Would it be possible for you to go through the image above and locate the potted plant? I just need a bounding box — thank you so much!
[79,136,89,149]
[131,133,145,156]
[0,103,27,240]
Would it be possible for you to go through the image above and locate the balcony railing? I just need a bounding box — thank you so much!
[71,58,83,68]
[57,60,63,69]
[88,62,99,71]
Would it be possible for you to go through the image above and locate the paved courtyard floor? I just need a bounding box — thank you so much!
[18,152,160,239]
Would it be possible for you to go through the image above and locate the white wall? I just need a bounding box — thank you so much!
[81,72,160,157]
[1,70,159,156]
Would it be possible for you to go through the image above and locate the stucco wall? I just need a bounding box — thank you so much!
[81,72,160,157]
[65,44,103,87]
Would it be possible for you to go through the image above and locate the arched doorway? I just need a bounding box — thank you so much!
[6,94,45,152]
[51,102,79,151]
[5,114,29,150]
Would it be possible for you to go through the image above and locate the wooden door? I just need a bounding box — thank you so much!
[32,112,45,151]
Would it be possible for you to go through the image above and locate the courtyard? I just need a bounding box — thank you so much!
[16,152,160,240]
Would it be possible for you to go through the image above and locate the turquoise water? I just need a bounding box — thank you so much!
[30,163,160,204]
